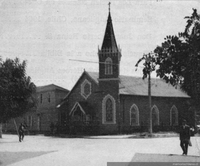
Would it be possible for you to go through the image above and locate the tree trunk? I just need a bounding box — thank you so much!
[0,123,2,138]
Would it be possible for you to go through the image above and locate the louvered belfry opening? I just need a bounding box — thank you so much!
[98,8,122,80]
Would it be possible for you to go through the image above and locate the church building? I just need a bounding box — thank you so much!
[58,6,194,135]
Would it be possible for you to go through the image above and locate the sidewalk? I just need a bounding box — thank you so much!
[131,153,200,162]
[59,132,179,139]
[108,153,200,166]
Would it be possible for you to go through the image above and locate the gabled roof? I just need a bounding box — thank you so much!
[119,75,189,98]
[69,101,95,116]
[57,71,189,109]
[36,84,69,92]
[63,71,98,100]
[101,11,118,51]
[87,72,190,98]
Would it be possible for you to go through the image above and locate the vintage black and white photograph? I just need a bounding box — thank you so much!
[0,0,200,165]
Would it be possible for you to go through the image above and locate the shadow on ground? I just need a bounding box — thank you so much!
[0,151,55,166]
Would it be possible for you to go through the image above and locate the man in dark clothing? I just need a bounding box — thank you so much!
[18,123,25,142]
[179,119,191,155]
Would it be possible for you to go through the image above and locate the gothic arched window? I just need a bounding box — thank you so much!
[152,105,159,126]
[105,57,113,75]
[130,104,139,126]
[170,105,178,126]
[106,98,113,122]
[102,94,116,124]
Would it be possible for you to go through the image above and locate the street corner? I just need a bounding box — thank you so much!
[130,153,200,162]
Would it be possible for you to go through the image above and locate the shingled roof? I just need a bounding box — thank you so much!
[36,84,69,92]
[87,71,190,98]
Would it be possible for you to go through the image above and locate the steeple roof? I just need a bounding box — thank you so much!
[101,9,118,51]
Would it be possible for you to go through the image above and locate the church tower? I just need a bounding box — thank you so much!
[98,3,122,80]
[98,3,122,132]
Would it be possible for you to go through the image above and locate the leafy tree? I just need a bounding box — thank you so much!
[0,58,36,138]
[154,9,200,102]
[135,52,156,79]
[136,9,200,129]
[137,9,200,103]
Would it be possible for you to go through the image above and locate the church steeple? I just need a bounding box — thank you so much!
[101,3,118,51]
[98,3,121,128]
[98,3,122,80]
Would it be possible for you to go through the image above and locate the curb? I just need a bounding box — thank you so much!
[52,132,180,139]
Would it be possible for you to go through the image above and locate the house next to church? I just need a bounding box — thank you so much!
[58,7,195,135]
[4,84,69,134]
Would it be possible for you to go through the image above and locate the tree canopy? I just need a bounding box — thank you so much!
[136,9,200,103]
[0,58,36,123]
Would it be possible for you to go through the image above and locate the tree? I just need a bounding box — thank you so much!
[0,58,36,138]
[137,9,200,101]
[154,9,200,103]
[136,9,200,129]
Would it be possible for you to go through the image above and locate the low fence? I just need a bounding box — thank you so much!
[57,123,181,135]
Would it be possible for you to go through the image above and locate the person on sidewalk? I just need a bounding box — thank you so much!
[18,123,25,142]
[179,119,191,155]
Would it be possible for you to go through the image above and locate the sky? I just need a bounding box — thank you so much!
[0,0,199,90]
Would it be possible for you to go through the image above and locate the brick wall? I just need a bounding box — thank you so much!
[120,95,191,133]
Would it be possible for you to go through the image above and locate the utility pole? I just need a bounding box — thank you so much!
[146,55,153,135]
[148,71,152,135]
[135,53,154,135]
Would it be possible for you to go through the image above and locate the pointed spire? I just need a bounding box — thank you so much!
[101,2,118,51]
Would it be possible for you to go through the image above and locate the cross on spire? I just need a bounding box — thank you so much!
[101,2,118,51]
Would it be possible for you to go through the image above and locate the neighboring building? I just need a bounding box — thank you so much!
[4,84,69,134]
[58,8,194,135]
[35,84,69,133]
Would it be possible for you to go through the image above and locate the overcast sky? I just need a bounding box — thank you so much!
[0,0,199,90]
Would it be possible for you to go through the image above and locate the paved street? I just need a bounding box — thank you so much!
[0,134,200,166]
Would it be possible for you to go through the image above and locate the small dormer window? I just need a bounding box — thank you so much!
[81,79,91,99]
[105,57,113,75]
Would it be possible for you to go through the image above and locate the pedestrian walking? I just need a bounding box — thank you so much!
[179,119,191,155]
[18,123,25,142]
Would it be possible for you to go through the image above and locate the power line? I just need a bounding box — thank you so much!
[69,59,119,65]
